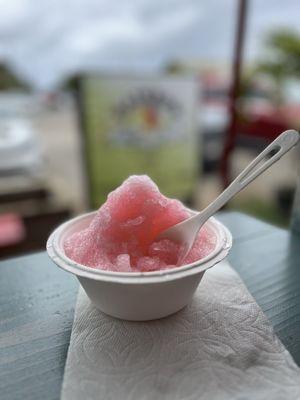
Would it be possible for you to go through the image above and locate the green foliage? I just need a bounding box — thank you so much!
[0,64,27,90]
[229,197,289,228]
[257,29,300,79]
[266,29,300,75]
[255,28,300,104]
[165,60,185,74]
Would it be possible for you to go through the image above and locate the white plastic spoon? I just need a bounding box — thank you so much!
[157,129,299,263]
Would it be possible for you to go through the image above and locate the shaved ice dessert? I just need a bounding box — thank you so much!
[64,176,216,272]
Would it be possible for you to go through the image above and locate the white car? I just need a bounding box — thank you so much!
[0,118,42,175]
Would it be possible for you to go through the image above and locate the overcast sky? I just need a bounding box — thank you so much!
[0,0,299,89]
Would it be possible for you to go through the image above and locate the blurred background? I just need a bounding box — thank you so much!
[0,0,300,259]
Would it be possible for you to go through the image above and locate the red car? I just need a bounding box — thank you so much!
[199,73,296,170]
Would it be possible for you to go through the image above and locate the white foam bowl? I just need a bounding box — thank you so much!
[47,211,232,321]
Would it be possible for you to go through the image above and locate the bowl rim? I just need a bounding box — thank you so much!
[46,211,232,284]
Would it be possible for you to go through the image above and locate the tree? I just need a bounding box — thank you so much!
[0,64,27,90]
[256,29,300,104]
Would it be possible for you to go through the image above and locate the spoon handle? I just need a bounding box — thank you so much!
[200,129,299,221]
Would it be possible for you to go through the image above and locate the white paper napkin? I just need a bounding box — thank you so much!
[61,261,300,400]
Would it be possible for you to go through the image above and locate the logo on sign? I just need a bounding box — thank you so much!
[110,88,184,148]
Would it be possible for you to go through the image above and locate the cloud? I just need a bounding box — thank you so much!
[0,0,298,89]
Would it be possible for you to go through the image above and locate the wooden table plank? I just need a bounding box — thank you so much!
[0,253,78,400]
[0,211,299,400]
[222,222,300,365]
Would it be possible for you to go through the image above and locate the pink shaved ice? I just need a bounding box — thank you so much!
[64,176,216,272]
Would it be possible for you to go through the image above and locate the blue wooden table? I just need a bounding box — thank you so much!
[0,212,299,400]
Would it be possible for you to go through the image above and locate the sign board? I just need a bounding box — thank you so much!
[78,74,199,208]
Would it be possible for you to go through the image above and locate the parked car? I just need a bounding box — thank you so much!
[199,74,292,172]
[0,118,42,175]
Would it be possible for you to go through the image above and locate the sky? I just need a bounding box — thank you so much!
[0,0,299,89]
